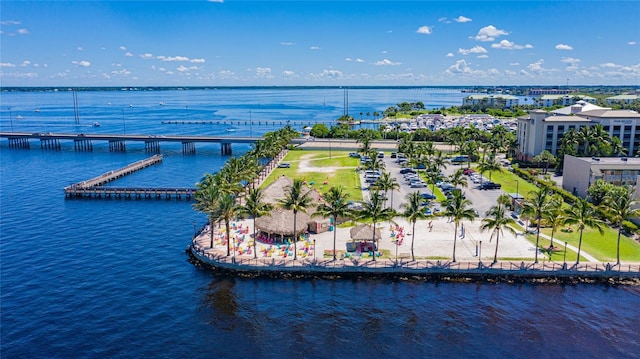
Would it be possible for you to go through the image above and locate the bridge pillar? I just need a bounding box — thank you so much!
[145,140,160,153]
[40,138,60,150]
[74,139,93,151]
[182,141,196,155]
[221,142,232,156]
[8,137,30,149]
[109,140,126,152]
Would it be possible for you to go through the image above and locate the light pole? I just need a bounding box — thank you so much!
[313,238,316,261]
[563,241,568,264]
[479,240,483,266]
[193,221,197,238]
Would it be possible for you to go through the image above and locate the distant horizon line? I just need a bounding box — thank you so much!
[1,84,638,92]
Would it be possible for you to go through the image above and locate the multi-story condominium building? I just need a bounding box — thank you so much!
[528,89,576,96]
[462,94,519,108]
[606,94,640,105]
[516,101,640,161]
[537,94,596,107]
[562,155,640,197]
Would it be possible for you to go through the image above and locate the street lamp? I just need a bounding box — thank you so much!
[563,241,568,264]
[479,240,483,266]
[313,238,316,261]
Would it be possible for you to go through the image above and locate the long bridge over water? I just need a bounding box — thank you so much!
[0,131,268,155]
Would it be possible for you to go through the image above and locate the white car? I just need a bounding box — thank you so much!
[410,181,427,188]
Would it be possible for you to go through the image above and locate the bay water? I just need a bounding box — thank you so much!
[1,88,639,358]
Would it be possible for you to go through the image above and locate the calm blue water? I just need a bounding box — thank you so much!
[1,88,639,358]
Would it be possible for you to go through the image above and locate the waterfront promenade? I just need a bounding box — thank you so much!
[188,217,640,283]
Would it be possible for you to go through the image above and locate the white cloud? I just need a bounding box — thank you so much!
[491,40,533,50]
[455,16,472,23]
[190,58,205,63]
[1,20,21,25]
[282,70,297,78]
[487,68,500,76]
[280,42,295,46]
[416,26,432,35]
[477,54,489,59]
[0,62,16,68]
[157,55,190,62]
[311,69,344,80]
[555,44,573,50]
[458,45,487,55]
[472,25,508,41]
[17,28,29,35]
[254,67,273,78]
[208,0,224,2]
[505,70,517,76]
[310,46,320,50]
[509,62,520,66]
[356,58,364,63]
[77,47,84,51]
[446,52,454,57]
[600,62,620,68]
[527,59,545,73]
[124,52,133,57]
[111,69,131,75]
[374,59,401,66]
[446,59,473,74]
[72,60,91,67]
[140,53,154,59]
[345,57,353,62]
[218,70,234,79]
[176,65,190,72]
[562,57,581,71]
[21,60,31,66]
[119,46,127,51]
[628,41,637,45]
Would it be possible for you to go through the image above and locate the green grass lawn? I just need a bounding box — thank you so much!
[264,150,363,201]
[476,166,540,196]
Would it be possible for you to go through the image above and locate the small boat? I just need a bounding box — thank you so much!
[93,122,101,127]
[159,101,165,106]
[225,128,236,132]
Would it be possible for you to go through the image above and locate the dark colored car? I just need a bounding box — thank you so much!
[479,182,501,190]
[420,193,437,200]
[390,152,397,158]
[463,168,476,175]
[400,168,416,174]
[277,162,291,168]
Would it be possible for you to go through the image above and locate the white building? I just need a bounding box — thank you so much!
[537,94,597,107]
[562,155,640,197]
[463,94,519,108]
[516,102,640,161]
[606,94,640,105]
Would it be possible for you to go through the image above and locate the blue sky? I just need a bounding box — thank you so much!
[1,0,639,86]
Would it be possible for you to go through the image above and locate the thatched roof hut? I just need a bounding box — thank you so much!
[349,224,381,241]
[255,175,322,236]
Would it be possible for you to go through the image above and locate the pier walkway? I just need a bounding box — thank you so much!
[64,155,196,200]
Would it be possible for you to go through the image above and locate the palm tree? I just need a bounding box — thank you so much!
[609,136,627,157]
[521,187,550,263]
[477,154,501,182]
[449,168,468,190]
[213,192,242,257]
[442,190,475,262]
[561,198,605,265]
[357,191,396,261]
[193,184,220,248]
[480,203,516,264]
[543,194,564,248]
[315,186,352,260]
[402,192,429,261]
[238,188,272,259]
[604,186,640,265]
[375,172,400,208]
[279,179,315,260]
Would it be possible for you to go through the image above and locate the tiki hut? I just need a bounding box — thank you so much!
[347,224,381,253]
[254,176,321,240]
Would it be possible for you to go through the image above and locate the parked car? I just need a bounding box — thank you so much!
[390,152,397,158]
[420,193,437,200]
[479,182,501,190]
[377,152,384,158]
[349,152,360,158]
[451,155,469,164]
[400,168,416,174]
[277,162,291,168]
[463,168,476,175]
[410,182,427,188]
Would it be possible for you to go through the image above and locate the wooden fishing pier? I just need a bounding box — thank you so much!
[63,155,196,200]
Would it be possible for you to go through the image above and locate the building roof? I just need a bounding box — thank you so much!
[464,94,519,100]
[576,109,640,119]
[551,101,608,115]
[540,94,596,100]
[542,116,591,123]
[607,94,640,101]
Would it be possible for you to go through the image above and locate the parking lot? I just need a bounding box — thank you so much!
[359,152,508,217]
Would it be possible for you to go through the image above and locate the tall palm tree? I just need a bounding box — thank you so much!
[402,192,429,261]
[193,184,220,248]
[279,179,315,260]
[480,203,516,264]
[442,190,475,262]
[604,186,640,265]
[543,194,564,248]
[212,192,242,257]
[358,191,396,261]
[561,198,605,265]
[375,172,400,208]
[238,187,272,259]
[315,186,352,260]
[477,154,501,182]
[521,187,550,263]
[609,136,627,157]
